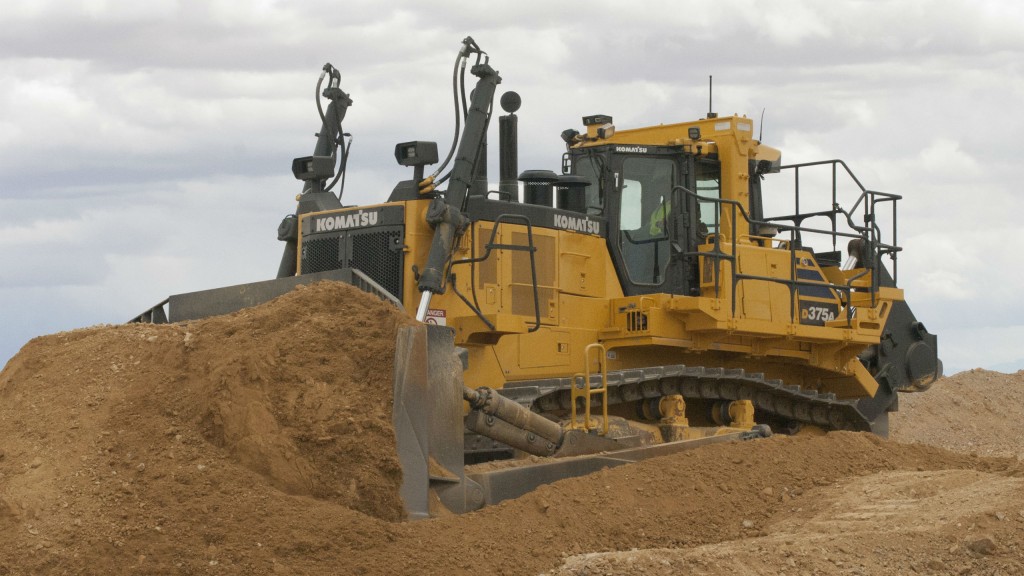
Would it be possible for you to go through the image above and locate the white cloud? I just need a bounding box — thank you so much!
[918,138,981,178]
[759,0,834,46]
[901,234,975,301]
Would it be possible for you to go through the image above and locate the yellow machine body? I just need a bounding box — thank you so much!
[295,115,909,425]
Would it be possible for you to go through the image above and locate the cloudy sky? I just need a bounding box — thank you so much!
[2,0,1022,375]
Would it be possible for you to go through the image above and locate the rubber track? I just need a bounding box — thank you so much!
[504,365,873,432]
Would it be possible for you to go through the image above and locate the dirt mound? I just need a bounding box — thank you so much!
[4,286,1024,575]
[0,281,415,572]
[891,369,1024,459]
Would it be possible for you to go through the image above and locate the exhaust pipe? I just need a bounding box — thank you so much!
[498,91,521,202]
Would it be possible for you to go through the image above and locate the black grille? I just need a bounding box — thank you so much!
[301,237,342,272]
[351,230,403,298]
[301,227,404,300]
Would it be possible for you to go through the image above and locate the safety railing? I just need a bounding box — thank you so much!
[449,213,542,333]
[769,159,902,283]
[678,159,902,326]
[570,343,609,435]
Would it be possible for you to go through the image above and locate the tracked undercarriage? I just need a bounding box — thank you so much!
[517,365,872,432]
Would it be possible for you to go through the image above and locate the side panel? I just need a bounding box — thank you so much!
[434,217,622,387]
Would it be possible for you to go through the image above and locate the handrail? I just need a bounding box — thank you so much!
[450,214,543,333]
[570,343,609,435]
[775,160,902,285]
[676,159,900,324]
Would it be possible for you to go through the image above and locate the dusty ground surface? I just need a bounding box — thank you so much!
[1,281,1022,575]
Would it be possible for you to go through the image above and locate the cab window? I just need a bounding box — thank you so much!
[575,155,604,216]
[695,160,721,233]
[618,157,674,285]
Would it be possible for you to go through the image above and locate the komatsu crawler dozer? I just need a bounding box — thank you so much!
[134,38,940,518]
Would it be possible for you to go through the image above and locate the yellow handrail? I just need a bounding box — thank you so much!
[570,343,609,435]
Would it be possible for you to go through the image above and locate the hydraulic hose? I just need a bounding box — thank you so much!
[429,49,466,184]
[325,133,351,198]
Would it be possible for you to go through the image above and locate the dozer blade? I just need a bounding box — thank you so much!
[392,324,484,518]
[467,427,769,507]
[130,268,401,323]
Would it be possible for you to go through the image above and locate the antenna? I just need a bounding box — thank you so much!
[707,76,717,119]
[759,108,765,142]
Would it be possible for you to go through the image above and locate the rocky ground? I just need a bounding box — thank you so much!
[1,281,1021,575]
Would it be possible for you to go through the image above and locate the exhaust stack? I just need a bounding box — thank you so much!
[498,91,521,202]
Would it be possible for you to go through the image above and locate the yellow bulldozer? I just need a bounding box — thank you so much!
[134,38,940,518]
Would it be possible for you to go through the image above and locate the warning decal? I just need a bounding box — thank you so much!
[425,309,447,326]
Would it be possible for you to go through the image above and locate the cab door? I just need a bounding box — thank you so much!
[607,153,691,296]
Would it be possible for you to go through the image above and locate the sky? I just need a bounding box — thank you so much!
[2,0,1023,375]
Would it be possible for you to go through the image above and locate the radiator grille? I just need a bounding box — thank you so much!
[301,237,341,274]
[301,227,404,300]
[351,230,403,298]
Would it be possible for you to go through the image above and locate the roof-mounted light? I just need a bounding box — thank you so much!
[582,114,613,126]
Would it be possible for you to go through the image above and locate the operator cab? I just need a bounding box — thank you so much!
[568,144,723,297]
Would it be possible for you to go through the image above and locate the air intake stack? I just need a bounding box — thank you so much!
[498,91,521,202]
[519,170,558,206]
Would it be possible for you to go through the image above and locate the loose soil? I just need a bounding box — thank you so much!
[1,281,1022,575]
[891,369,1024,460]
